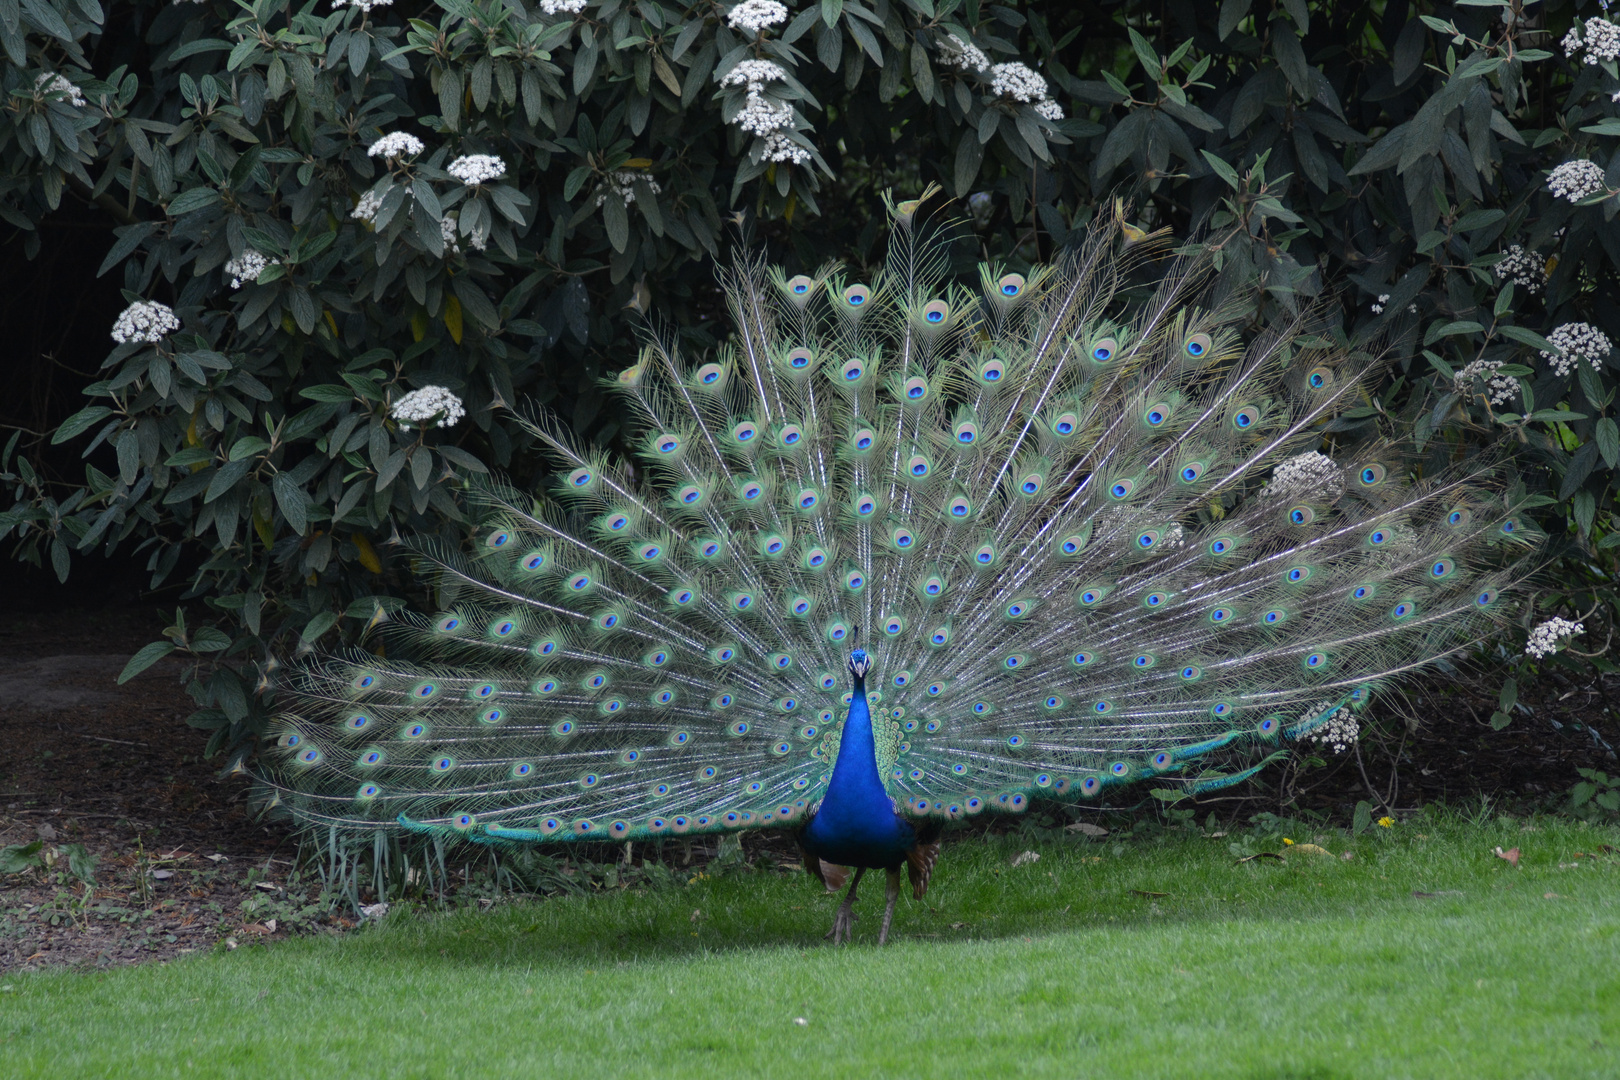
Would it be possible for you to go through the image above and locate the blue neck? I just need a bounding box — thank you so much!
[816,673,892,826]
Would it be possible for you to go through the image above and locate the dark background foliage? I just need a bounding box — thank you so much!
[1,0,1616,771]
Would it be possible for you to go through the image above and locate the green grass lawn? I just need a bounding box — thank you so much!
[2,813,1618,1078]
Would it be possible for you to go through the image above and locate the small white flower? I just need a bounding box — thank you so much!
[1547,159,1607,203]
[1264,450,1343,501]
[391,385,466,430]
[1494,244,1547,295]
[1563,25,1583,57]
[991,61,1049,103]
[223,249,276,289]
[726,0,787,34]
[720,60,789,93]
[351,189,385,223]
[439,214,486,255]
[35,73,85,108]
[939,33,990,74]
[1541,321,1613,377]
[540,0,587,13]
[1305,704,1359,754]
[1581,19,1620,63]
[446,154,507,186]
[111,301,181,345]
[596,171,662,207]
[332,0,392,10]
[368,132,426,162]
[762,131,812,165]
[1455,358,1518,406]
[1034,99,1065,122]
[1371,292,1390,314]
[1526,617,1583,659]
[734,94,796,136]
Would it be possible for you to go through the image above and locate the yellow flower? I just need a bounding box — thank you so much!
[1282,837,1294,846]
[1377,816,1395,828]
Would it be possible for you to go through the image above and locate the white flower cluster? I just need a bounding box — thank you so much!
[332,0,392,10]
[1371,293,1390,314]
[734,94,795,137]
[720,67,812,164]
[540,0,587,13]
[991,61,1048,102]
[391,385,466,430]
[1307,706,1360,754]
[596,171,663,207]
[439,215,487,255]
[1564,19,1620,63]
[446,154,506,185]
[989,62,1064,120]
[720,59,788,93]
[726,0,787,34]
[224,249,276,289]
[1494,244,1547,294]
[1526,617,1583,659]
[1455,359,1518,406]
[1264,451,1343,501]
[1548,159,1607,203]
[351,189,384,223]
[36,73,85,107]
[368,132,425,161]
[111,301,181,345]
[1541,322,1614,377]
[939,33,990,73]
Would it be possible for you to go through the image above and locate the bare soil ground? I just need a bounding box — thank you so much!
[0,604,1614,973]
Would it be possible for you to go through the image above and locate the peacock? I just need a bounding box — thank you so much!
[259,198,1541,943]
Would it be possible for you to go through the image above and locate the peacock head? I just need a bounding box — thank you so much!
[847,648,872,679]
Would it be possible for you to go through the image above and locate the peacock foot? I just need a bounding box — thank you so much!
[824,905,858,944]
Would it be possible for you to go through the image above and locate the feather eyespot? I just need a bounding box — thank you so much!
[1288,506,1315,525]
[922,300,949,324]
[978,359,1006,383]
[1231,405,1260,429]
[1359,463,1387,486]
[787,274,812,296]
[840,359,865,382]
[1145,403,1171,427]
[1186,332,1212,358]
[1090,337,1117,362]
[785,348,813,370]
[842,284,869,307]
[695,363,724,387]
[997,273,1024,297]
[1306,365,1333,389]
[904,376,929,401]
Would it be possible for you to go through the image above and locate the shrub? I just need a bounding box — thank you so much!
[2,0,1618,763]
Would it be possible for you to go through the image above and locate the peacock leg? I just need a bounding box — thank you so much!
[824,866,866,944]
[877,867,902,945]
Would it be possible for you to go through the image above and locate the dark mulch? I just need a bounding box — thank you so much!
[0,606,302,972]
[0,603,1614,973]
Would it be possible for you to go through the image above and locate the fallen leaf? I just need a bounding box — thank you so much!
[793,1018,808,1027]
[149,869,175,880]
[254,882,278,891]
[1341,852,1355,861]
[1237,852,1285,864]
[1066,822,1108,837]
[1291,843,1331,856]
[264,919,277,933]
[950,922,967,930]
[206,854,228,863]
[360,902,390,919]
[690,908,702,922]
[241,923,270,935]
[1544,892,1562,899]
[1010,851,1041,868]
[1494,846,1521,868]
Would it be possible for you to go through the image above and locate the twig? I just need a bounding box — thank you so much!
[76,733,149,747]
